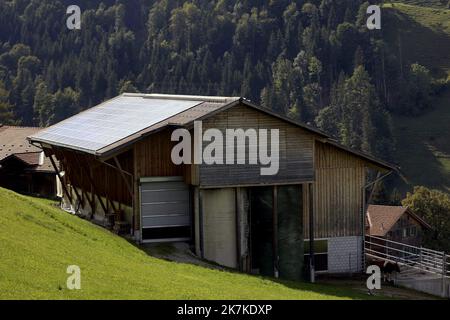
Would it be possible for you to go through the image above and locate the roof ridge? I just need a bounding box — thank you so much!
[1,125,41,129]
[369,204,405,208]
[121,92,241,103]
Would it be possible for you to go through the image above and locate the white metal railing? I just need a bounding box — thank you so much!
[365,235,450,278]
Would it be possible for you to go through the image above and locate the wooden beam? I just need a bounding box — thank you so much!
[309,183,315,283]
[74,153,108,215]
[59,150,84,211]
[113,156,134,198]
[199,189,204,259]
[132,145,138,233]
[273,185,279,278]
[81,188,95,214]
[99,161,119,214]
[235,187,241,271]
[47,148,73,206]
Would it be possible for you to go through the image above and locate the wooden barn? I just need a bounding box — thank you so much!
[28,93,396,281]
[0,125,57,197]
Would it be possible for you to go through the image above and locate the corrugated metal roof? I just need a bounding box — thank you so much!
[29,94,238,154]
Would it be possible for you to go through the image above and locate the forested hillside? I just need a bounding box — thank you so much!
[0,0,448,194]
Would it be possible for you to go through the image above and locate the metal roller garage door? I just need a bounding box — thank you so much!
[140,177,191,242]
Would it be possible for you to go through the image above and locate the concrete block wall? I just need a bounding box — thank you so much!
[328,236,363,273]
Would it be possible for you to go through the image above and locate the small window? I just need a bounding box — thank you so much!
[304,240,328,254]
[411,226,417,236]
[403,228,407,238]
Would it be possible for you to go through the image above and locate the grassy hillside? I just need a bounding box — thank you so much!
[384,2,450,78]
[383,2,450,193]
[0,187,381,300]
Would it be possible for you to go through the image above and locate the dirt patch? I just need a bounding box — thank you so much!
[141,242,226,270]
[317,278,441,300]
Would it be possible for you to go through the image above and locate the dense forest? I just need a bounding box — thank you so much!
[0,0,447,162]
[0,0,449,249]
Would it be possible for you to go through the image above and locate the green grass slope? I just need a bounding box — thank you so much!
[0,187,377,300]
[384,2,450,78]
[383,3,450,193]
[391,90,450,192]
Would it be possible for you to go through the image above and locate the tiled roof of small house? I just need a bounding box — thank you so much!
[366,205,431,236]
[0,126,55,172]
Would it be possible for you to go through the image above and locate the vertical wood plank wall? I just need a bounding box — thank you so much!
[133,128,194,184]
[199,103,315,186]
[132,128,194,230]
[303,141,366,238]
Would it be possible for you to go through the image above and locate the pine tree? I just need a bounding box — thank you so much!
[0,80,15,125]
[33,80,54,127]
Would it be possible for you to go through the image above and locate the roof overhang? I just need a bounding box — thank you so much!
[27,94,398,172]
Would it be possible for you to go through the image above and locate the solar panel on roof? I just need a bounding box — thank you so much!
[29,96,201,154]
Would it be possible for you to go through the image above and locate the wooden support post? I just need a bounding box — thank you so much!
[442,253,447,298]
[81,188,95,214]
[59,151,84,211]
[235,187,241,271]
[309,183,315,283]
[48,152,73,206]
[75,153,108,215]
[273,185,279,278]
[132,146,139,235]
[199,189,204,259]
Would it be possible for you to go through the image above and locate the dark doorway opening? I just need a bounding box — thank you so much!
[250,186,274,276]
[249,185,304,281]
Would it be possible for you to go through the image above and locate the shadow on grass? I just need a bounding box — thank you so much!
[391,89,450,194]
[383,5,450,79]
[135,243,386,300]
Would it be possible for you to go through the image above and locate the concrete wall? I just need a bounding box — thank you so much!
[328,236,363,273]
[201,188,237,268]
[396,276,450,298]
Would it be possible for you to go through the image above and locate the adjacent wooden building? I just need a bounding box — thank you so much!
[28,93,396,280]
[366,205,431,247]
[0,125,57,197]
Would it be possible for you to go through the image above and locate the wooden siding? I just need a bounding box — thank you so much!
[54,148,133,208]
[304,141,366,238]
[134,129,182,177]
[385,213,425,247]
[199,103,315,186]
[133,128,193,230]
[133,128,193,184]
